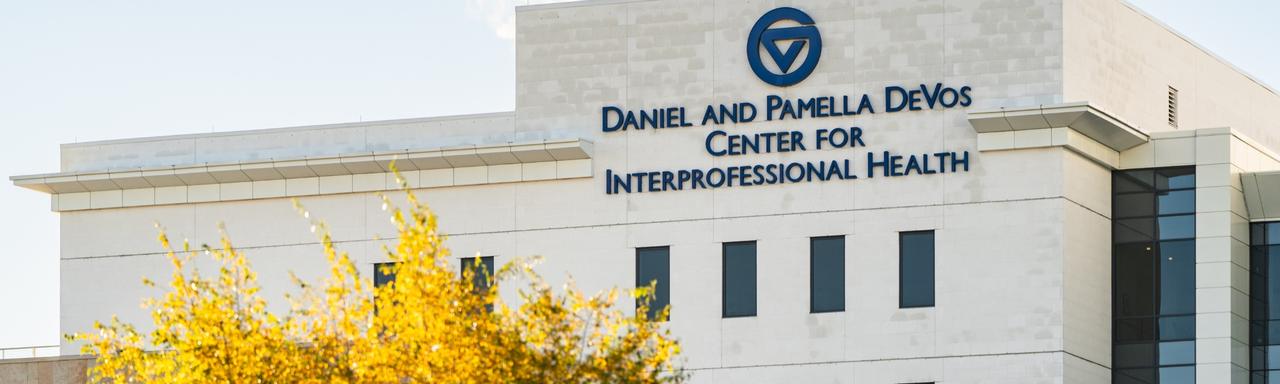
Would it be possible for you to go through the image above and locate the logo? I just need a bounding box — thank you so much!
[746,7,822,87]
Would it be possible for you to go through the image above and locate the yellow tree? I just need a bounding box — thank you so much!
[72,170,684,383]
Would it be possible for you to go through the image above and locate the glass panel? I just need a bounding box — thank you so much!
[1255,346,1268,373]
[1116,193,1156,218]
[636,247,670,321]
[1254,222,1267,246]
[723,242,757,317]
[900,231,935,308]
[1117,317,1156,343]
[1269,345,1280,369]
[1116,169,1156,193]
[1269,223,1280,245]
[810,236,845,313]
[1157,215,1195,241]
[1156,167,1195,190]
[1269,320,1280,345]
[1115,342,1156,368]
[1270,247,1280,320]
[1157,366,1194,384]
[1271,370,1280,384]
[1158,315,1195,341]
[1116,218,1157,244]
[1116,243,1156,317]
[1157,190,1195,215]
[374,262,397,288]
[1158,340,1195,365]
[461,256,494,291]
[1116,368,1156,384]
[1159,240,1196,316]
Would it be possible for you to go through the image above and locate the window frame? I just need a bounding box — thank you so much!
[898,230,936,309]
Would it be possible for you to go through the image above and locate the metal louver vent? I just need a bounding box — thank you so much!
[1168,86,1178,128]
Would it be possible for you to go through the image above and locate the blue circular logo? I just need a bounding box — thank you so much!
[747,7,822,87]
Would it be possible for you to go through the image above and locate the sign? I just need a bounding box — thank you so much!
[747,7,822,87]
[599,8,975,195]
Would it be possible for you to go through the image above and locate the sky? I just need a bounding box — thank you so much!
[0,0,1276,349]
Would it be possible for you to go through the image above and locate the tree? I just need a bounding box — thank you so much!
[71,171,684,383]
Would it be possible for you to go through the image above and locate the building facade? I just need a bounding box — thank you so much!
[12,0,1280,382]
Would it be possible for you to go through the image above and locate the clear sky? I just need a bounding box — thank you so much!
[0,0,1276,348]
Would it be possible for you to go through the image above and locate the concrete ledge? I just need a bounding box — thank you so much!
[968,102,1148,151]
[14,139,592,194]
[15,139,595,212]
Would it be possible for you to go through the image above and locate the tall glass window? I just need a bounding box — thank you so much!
[899,231,935,308]
[811,236,845,313]
[723,241,757,318]
[1113,167,1196,384]
[1251,222,1280,383]
[636,246,670,321]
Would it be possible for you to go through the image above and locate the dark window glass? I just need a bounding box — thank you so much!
[374,262,397,287]
[1156,168,1195,190]
[460,256,495,292]
[636,247,670,321]
[723,241,757,318]
[1114,342,1156,368]
[1115,218,1157,244]
[1159,240,1196,315]
[1115,242,1156,317]
[1115,369,1156,384]
[1114,167,1196,383]
[810,236,845,313]
[900,231,935,308]
[1115,169,1155,193]
[1270,247,1280,320]
[1158,315,1195,341]
[1115,193,1157,218]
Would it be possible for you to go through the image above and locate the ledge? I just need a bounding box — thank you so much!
[12,139,594,211]
[1244,171,1280,222]
[968,102,1148,151]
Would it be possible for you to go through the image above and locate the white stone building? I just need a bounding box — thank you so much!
[12,0,1280,383]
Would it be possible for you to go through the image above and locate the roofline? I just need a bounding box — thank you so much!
[516,0,657,12]
[61,111,516,149]
[1117,0,1279,98]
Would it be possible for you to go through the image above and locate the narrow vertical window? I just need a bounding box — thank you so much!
[1113,167,1196,384]
[1251,222,1280,381]
[460,256,495,292]
[900,231,935,308]
[723,241,757,318]
[374,262,397,288]
[810,236,845,313]
[635,246,670,321]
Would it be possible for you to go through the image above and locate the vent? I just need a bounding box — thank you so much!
[1167,86,1179,128]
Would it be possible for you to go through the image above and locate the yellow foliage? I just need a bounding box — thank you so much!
[71,169,684,383]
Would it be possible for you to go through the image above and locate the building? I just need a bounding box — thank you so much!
[11,0,1280,382]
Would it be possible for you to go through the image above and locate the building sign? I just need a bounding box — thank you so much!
[600,7,974,195]
[747,7,822,87]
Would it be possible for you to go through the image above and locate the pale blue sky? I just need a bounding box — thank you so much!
[0,0,1275,348]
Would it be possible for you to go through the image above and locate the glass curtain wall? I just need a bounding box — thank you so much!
[1113,167,1196,384]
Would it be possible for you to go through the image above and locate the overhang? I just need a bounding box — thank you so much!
[12,138,593,195]
[968,102,1148,151]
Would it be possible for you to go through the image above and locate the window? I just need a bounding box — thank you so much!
[810,236,845,313]
[1251,222,1280,382]
[722,241,757,318]
[460,256,495,292]
[1113,167,1196,384]
[374,262,397,288]
[899,231,935,308]
[635,247,670,321]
